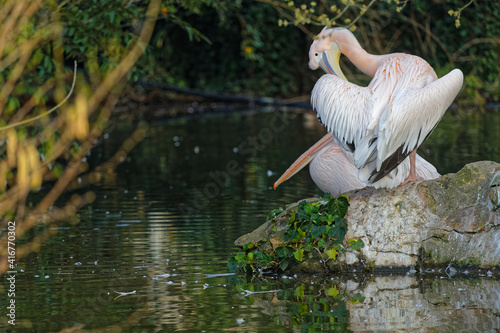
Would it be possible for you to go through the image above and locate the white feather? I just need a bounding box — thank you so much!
[311,74,372,152]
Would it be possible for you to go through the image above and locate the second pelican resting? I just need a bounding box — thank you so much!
[274,27,462,195]
[273,132,440,195]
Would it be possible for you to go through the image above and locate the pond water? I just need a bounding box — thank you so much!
[1,107,500,332]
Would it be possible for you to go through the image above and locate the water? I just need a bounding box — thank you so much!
[1,108,499,332]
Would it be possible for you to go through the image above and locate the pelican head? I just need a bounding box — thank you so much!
[308,27,347,81]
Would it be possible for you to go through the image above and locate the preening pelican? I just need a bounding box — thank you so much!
[308,27,463,186]
[274,27,460,194]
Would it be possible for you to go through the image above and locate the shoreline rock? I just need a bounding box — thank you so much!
[235,161,500,273]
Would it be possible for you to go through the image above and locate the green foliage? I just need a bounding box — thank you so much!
[267,206,284,221]
[149,1,307,96]
[349,292,366,304]
[228,194,365,275]
[348,238,365,251]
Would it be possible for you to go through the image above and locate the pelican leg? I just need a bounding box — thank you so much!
[401,149,423,186]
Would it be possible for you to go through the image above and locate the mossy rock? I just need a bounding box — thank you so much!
[235,161,500,273]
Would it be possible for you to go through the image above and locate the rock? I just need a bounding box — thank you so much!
[235,161,500,272]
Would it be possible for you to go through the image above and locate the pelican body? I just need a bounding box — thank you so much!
[274,27,462,195]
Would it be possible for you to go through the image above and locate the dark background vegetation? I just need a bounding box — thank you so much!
[14,0,500,109]
[143,0,499,104]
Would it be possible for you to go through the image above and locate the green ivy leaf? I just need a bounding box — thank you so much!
[318,238,326,248]
[294,249,304,262]
[294,284,305,298]
[267,207,284,220]
[243,242,254,251]
[327,195,349,218]
[350,293,365,304]
[235,252,246,263]
[328,222,347,242]
[276,246,293,258]
[311,224,326,238]
[348,238,365,250]
[297,201,309,221]
[256,252,273,267]
[280,258,293,271]
[227,257,238,273]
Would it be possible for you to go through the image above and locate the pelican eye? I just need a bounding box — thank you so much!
[314,52,319,56]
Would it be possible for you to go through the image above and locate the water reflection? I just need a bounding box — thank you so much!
[0,108,498,332]
[233,274,500,332]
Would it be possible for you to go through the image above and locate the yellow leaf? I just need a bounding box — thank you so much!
[327,286,339,297]
[6,129,17,167]
[0,161,7,192]
[26,145,42,189]
[17,147,29,192]
[74,94,89,140]
[325,248,337,260]
[294,285,305,298]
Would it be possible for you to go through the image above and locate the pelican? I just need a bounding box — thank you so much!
[274,27,462,194]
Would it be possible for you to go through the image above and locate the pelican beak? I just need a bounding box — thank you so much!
[273,133,336,189]
[319,41,347,81]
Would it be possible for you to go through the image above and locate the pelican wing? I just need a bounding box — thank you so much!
[374,68,463,178]
[311,74,372,152]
